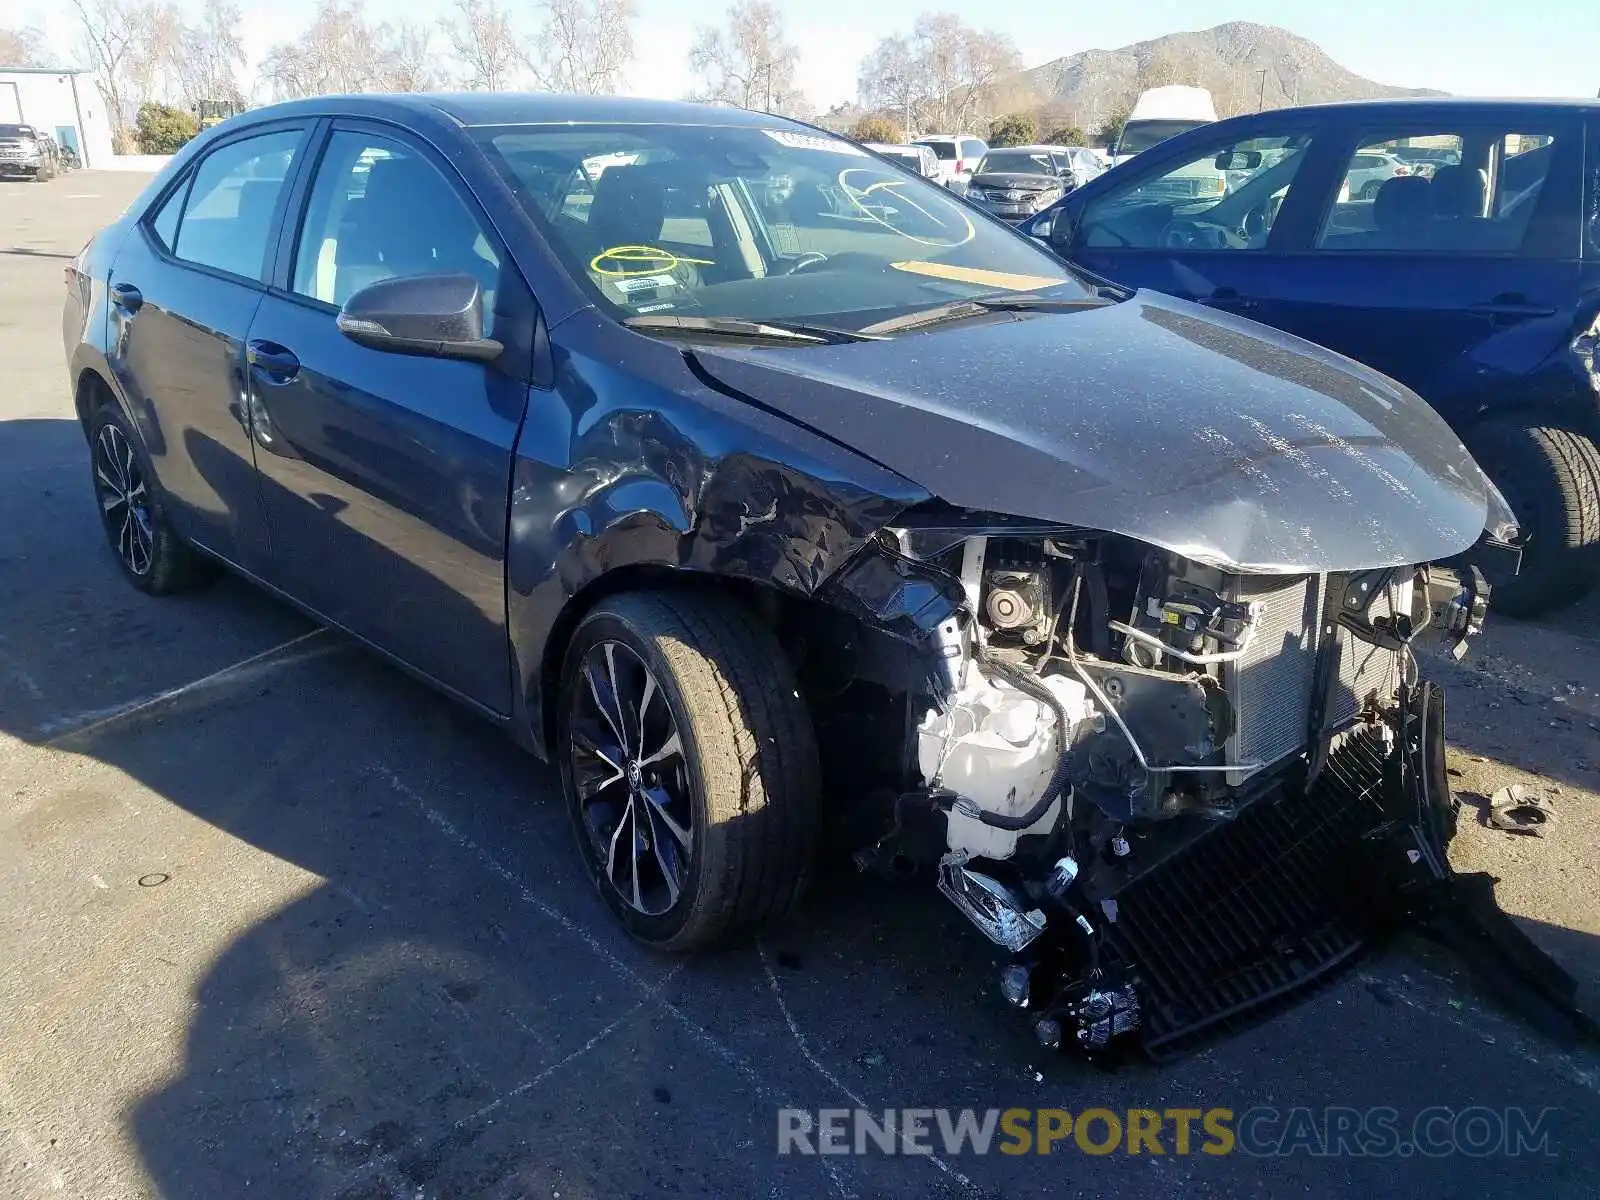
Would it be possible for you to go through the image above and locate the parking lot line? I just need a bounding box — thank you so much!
[39,627,334,745]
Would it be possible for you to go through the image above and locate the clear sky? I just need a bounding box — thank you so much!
[21,0,1600,109]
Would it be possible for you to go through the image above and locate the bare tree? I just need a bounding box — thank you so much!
[176,0,247,109]
[0,26,52,66]
[687,0,805,116]
[443,0,523,91]
[378,20,443,93]
[72,0,150,150]
[856,12,1021,134]
[526,0,636,95]
[856,34,919,137]
[260,0,392,98]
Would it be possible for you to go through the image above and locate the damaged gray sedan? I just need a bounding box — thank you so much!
[66,95,1583,1061]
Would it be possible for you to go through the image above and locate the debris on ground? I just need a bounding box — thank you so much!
[1486,785,1556,836]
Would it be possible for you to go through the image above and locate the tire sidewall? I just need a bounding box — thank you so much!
[556,604,713,946]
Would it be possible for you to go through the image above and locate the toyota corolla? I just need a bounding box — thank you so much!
[61,94,1580,1058]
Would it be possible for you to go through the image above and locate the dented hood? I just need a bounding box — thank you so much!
[690,291,1511,573]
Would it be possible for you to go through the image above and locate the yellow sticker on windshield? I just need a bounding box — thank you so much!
[888,261,1062,291]
[591,245,716,277]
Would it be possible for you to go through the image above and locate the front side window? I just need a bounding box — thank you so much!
[1318,128,1561,254]
[1079,132,1313,251]
[960,138,987,162]
[478,122,1093,331]
[291,131,500,328]
[172,131,300,279]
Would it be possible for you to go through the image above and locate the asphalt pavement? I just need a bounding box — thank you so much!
[2,170,1598,1200]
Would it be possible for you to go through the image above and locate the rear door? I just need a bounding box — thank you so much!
[243,121,532,711]
[1250,113,1586,425]
[105,123,310,571]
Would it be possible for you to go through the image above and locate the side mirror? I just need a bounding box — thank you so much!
[1214,149,1263,171]
[336,272,503,363]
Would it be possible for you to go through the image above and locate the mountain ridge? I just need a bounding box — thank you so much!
[1013,21,1444,128]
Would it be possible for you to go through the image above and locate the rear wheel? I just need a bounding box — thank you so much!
[1465,418,1600,616]
[1360,180,1382,199]
[557,590,820,951]
[89,404,216,594]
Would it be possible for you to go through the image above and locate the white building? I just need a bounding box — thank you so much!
[0,66,115,168]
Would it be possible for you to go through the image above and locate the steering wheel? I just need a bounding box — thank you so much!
[1160,219,1245,251]
[771,251,829,276]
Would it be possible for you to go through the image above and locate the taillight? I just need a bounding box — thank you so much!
[956,158,965,174]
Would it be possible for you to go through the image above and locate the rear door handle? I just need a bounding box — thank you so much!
[1468,294,1556,321]
[109,281,142,312]
[246,339,301,384]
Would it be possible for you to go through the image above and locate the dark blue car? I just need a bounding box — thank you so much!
[1027,98,1600,614]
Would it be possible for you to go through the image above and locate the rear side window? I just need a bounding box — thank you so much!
[172,130,301,279]
[1318,128,1564,255]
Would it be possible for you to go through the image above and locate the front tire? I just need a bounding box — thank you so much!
[88,404,216,595]
[1466,419,1600,616]
[557,591,820,951]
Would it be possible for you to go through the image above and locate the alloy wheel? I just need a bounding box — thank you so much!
[93,423,153,576]
[568,640,694,916]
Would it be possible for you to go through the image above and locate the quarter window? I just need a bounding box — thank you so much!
[291,131,500,328]
[172,131,300,279]
[147,176,188,251]
[1078,133,1312,251]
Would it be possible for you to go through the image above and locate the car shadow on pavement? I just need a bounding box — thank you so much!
[4,415,1600,1199]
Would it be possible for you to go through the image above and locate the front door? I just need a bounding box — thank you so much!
[1063,118,1328,322]
[244,124,530,711]
[105,125,308,571]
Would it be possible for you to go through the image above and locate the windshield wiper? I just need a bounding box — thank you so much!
[622,314,879,344]
[858,292,1115,336]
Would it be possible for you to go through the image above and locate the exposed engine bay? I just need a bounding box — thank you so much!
[811,515,1590,1060]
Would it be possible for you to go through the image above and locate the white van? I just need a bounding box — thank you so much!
[1112,86,1219,168]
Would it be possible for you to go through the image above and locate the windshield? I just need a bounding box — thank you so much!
[1118,120,1209,157]
[478,122,1092,331]
[915,140,957,161]
[0,124,37,141]
[977,151,1055,175]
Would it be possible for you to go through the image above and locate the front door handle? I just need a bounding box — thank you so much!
[109,281,142,312]
[1468,294,1556,322]
[246,339,301,384]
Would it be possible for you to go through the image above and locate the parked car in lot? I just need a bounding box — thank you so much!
[1026,97,1600,614]
[0,123,58,181]
[1343,147,1411,198]
[911,133,988,192]
[864,141,939,179]
[964,145,1074,222]
[66,93,1561,1060]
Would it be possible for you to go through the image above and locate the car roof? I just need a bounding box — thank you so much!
[216,92,813,130]
[985,144,1060,153]
[1229,96,1600,122]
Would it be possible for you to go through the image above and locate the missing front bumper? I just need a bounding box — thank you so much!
[1014,683,1594,1059]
